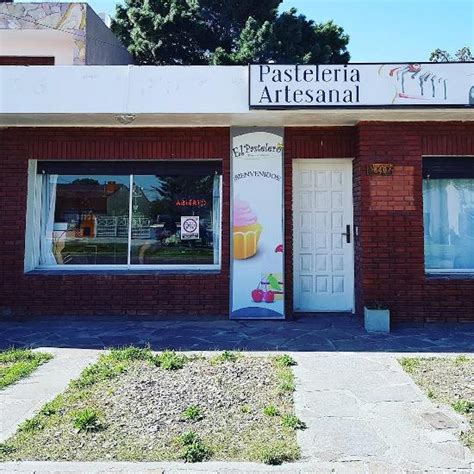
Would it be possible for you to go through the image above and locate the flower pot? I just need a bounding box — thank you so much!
[364,307,390,333]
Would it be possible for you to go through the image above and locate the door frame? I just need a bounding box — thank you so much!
[292,158,355,313]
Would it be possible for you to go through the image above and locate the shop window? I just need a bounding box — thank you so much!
[423,157,474,273]
[27,161,222,270]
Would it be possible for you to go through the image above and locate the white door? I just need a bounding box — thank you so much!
[293,160,354,312]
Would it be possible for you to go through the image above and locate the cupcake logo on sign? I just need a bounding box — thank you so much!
[231,128,285,319]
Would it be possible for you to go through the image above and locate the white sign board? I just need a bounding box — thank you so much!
[230,128,285,319]
[181,216,199,240]
[249,63,474,108]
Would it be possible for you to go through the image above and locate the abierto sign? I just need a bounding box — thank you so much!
[249,63,474,108]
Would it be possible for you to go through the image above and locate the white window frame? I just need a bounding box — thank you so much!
[24,161,222,272]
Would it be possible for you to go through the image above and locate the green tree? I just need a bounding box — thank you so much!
[430,46,473,62]
[111,1,350,65]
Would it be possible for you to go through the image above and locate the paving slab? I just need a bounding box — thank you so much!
[292,352,473,471]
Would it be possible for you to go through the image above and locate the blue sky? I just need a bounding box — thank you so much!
[38,0,474,62]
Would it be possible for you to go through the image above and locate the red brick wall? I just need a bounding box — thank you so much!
[356,121,474,324]
[1,123,473,323]
[0,128,230,317]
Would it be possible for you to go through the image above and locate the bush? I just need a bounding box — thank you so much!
[72,408,103,433]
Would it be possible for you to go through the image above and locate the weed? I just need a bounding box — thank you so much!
[72,408,103,433]
[0,443,15,455]
[39,398,62,416]
[427,389,435,399]
[155,351,187,370]
[279,379,296,392]
[182,405,203,421]
[263,405,279,417]
[240,404,251,413]
[281,414,306,430]
[274,354,296,367]
[18,417,43,433]
[176,431,212,463]
[210,351,239,365]
[249,441,299,465]
[452,399,473,414]
[178,431,199,446]
[454,355,469,365]
[109,346,153,362]
[399,357,421,374]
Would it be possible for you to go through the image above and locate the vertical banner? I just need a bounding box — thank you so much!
[230,128,285,319]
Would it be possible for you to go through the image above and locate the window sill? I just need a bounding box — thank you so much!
[26,267,221,276]
[426,272,474,281]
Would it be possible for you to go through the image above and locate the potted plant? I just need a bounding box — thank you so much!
[364,302,390,333]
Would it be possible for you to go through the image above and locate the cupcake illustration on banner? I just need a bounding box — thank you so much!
[233,198,262,259]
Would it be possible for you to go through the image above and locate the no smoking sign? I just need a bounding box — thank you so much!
[180,216,200,240]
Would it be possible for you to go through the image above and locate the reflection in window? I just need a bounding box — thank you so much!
[36,170,222,268]
[423,179,474,271]
[40,175,130,265]
[130,175,220,265]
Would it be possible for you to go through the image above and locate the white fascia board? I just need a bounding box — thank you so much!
[0,65,249,114]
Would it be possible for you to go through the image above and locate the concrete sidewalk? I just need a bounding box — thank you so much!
[0,348,472,472]
[0,348,100,443]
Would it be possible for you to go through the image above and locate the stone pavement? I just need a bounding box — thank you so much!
[0,314,473,352]
[0,316,473,472]
[293,352,472,471]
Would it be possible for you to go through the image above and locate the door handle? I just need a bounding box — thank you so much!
[341,225,351,244]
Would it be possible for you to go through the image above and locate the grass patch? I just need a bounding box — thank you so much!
[452,399,473,415]
[210,351,239,365]
[274,354,296,367]
[281,414,306,430]
[154,351,188,370]
[0,349,301,464]
[0,348,53,390]
[399,357,420,374]
[263,405,279,417]
[399,356,473,450]
[248,440,300,465]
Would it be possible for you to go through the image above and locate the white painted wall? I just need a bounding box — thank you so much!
[0,29,77,64]
[0,66,249,114]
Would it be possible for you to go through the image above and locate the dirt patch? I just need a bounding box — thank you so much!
[0,350,301,464]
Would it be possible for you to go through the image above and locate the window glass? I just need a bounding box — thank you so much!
[41,175,130,265]
[423,179,474,271]
[35,167,222,269]
[130,175,220,265]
